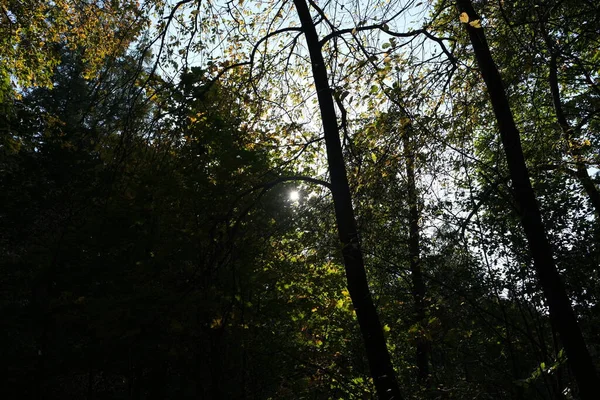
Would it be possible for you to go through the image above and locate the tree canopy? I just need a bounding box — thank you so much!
[1,0,599,399]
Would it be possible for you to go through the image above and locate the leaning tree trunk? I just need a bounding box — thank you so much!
[401,124,429,386]
[293,0,403,398]
[456,1,598,398]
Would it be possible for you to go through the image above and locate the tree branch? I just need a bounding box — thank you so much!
[240,176,332,198]
[320,24,457,65]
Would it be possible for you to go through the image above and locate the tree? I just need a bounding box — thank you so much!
[455,0,598,398]
[0,46,294,398]
[291,0,403,398]
[3,0,599,398]
[0,0,146,88]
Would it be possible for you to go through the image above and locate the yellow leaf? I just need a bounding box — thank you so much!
[459,12,469,23]
[469,19,482,28]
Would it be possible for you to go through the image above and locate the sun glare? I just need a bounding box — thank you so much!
[289,190,300,201]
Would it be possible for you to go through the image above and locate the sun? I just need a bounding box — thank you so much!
[289,190,300,201]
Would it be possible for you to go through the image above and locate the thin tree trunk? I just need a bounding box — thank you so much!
[401,127,429,385]
[456,1,598,398]
[292,0,403,398]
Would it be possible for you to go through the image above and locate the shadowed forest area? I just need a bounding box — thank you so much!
[1,0,599,399]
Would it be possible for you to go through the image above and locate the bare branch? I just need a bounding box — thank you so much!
[240,176,332,198]
[320,24,457,65]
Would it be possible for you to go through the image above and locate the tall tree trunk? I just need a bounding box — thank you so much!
[456,1,598,398]
[401,126,429,385]
[292,0,403,398]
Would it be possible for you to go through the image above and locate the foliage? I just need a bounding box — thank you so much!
[1,0,599,398]
[0,0,147,88]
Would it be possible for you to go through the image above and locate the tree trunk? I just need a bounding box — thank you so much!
[292,0,403,398]
[401,126,429,385]
[456,1,598,398]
